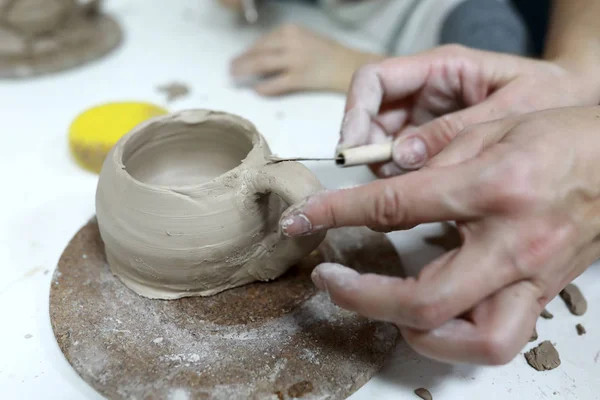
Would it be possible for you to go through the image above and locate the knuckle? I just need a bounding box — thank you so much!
[479,152,539,212]
[435,114,465,143]
[409,299,447,329]
[479,330,515,365]
[516,219,576,276]
[371,185,404,228]
[351,63,380,85]
[436,43,469,57]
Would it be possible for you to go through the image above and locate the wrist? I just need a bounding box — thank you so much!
[552,58,600,106]
[545,44,600,105]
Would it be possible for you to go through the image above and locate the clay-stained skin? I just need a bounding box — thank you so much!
[96,110,326,299]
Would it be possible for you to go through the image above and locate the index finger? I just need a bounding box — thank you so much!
[280,156,490,237]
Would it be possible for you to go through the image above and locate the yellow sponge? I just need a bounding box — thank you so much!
[69,102,168,174]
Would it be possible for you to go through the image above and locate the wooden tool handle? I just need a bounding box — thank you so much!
[336,143,393,167]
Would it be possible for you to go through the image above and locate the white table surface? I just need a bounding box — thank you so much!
[1,1,599,399]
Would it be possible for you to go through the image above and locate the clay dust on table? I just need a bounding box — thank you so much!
[49,219,401,400]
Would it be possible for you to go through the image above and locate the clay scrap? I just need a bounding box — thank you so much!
[524,340,561,371]
[157,81,190,102]
[559,283,587,316]
[414,387,433,400]
[529,326,538,342]
[540,308,554,319]
[576,323,586,336]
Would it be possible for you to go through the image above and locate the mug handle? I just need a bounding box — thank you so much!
[250,161,324,207]
[246,161,326,272]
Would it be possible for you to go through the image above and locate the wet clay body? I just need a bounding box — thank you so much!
[96,110,326,299]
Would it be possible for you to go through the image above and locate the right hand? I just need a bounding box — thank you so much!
[281,105,600,364]
[340,44,600,178]
[218,0,243,10]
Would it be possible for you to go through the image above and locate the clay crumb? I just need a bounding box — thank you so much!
[529,326,538,342]
[525,340,561,371]
[559,283,587,316]
[540,308,553,319]
[287,381,313,398]
[157,82,190,102]
[274,391,284,400]
[576,323,586,336]
[414,387,433,400]
[24,334,32,339]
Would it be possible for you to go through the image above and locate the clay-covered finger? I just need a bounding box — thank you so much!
[339,60,430,150]
[312,229,519,331]
[311,263,419,324]
[311,251,459,324]
[400,228,519,329]
[338,46,494,150]
[280,159,487,237]
[337,103,412,151]
[401,280,540,365]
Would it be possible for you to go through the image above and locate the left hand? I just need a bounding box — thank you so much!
[230,24,383,96]
[278,106,600,364]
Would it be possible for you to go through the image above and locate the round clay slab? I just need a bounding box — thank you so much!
[0,12,122,79]
[50,218,403,400]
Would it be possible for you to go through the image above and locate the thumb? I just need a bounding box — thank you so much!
[391,100,506,170]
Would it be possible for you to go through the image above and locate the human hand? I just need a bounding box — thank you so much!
[279,106,600,364]
[340,45,600,177]
[230,24,383,96]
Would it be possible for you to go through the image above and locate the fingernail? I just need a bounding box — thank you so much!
[281,214,312,237]
[313,263,360,291]
[393,137,427,169]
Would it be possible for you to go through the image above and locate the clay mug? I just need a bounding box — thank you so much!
[96,109,326,299]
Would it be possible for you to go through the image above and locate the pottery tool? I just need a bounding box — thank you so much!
[242,0,258,23]
[68,102,168,173]
[268,142,393,167]
[50,218,402,399]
